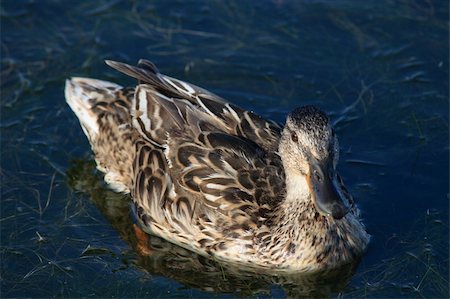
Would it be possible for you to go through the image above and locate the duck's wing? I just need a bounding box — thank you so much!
[130,85,285,248]
[168,130,286,213]
[132,129,285,219]
[106,59,282,152]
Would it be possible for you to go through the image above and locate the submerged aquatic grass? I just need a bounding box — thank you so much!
[1,0,448,298]
[346,209,448,298]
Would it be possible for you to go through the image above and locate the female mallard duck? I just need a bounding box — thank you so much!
[65,59,369,272]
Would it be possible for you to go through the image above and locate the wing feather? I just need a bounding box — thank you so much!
[118,59,287,244]
[168,131,285,220]
[133,139,174,225]
[107,59,282,151]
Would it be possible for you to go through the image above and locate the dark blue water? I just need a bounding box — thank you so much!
[1,0,448,298]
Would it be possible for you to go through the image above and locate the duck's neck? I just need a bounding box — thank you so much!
[257,173,320,269]
[284,173,311,204]
[272,173,315,230]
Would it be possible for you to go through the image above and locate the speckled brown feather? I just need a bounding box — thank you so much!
[129,84,288,259]
[65,78,136,192]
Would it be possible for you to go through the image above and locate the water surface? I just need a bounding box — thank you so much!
[1,0,448,298]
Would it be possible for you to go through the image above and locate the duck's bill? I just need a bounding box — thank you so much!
[308,161,349,220]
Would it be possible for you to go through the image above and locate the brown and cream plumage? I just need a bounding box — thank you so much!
[65,59,369,272]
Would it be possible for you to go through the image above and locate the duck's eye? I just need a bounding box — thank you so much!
[291,132,298,143]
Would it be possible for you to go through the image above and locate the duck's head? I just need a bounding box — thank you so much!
[279,106,349,220]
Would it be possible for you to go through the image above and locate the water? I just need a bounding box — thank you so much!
[1,0,448,298]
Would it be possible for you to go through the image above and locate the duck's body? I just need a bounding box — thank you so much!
[65,59,369,272]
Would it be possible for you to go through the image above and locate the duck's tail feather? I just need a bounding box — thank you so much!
[65,77,135,193]
[105,59,224,103]
[65,78,121,141]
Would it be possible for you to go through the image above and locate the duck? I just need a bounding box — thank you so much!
[65,59,370,272]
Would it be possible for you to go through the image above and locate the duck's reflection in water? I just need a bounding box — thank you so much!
[68,160,359,298]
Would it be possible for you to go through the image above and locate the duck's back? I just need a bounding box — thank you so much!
[105,59,282,152]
